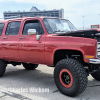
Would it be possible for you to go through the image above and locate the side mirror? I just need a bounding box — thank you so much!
[28,29,36,35]
[28,29,41,41]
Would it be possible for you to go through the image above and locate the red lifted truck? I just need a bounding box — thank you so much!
[0,16,100,97]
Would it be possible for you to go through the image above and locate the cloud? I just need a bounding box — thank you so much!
[0,0,99,28]
[0,0,98,15]
[0,0,88,10]
[8,0,99,16]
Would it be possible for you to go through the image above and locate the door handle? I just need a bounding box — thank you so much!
[19,37,25,39]
[3,37,8,39]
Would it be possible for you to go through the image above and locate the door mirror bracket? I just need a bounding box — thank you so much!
[36,35,41,41]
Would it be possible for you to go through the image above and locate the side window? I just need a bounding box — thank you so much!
[0,23,4,36]
[6,21,21,35]
[23,20,44,35]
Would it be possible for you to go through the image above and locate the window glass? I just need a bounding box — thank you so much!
[43,18,77,34]
[23,20,44,35]
[6,21,21,35]
[0,23,4,35]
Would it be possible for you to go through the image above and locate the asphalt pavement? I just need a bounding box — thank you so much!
[0,64,100,100]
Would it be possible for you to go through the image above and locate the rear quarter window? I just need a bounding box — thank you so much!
[0,23,4,35]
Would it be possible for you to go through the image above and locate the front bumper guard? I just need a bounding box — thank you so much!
[89,59,100,64]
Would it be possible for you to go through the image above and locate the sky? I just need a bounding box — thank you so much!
[0,0,100,29]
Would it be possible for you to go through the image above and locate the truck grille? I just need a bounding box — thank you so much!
[97,42,100,58]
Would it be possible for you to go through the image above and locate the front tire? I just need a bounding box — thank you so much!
[22,63,38,70]
[54,58,88,97]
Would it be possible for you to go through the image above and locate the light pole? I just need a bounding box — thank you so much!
[82,16,85,30]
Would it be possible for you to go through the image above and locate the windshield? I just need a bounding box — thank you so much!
[43,18,77,34]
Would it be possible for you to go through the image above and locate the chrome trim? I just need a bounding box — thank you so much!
[97,42,100,58]
[36,35,41,41]
[28,29,36,35]
[95,33,100,36]
[89,59,100,64]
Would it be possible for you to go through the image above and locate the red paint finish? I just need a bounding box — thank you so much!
[19,18,46,64]
[19,35,45,64]
[59,69,73,88]
[0,21,5,59]
[1,20,21,61]
[45,34,97,66]
[0,17,98,66]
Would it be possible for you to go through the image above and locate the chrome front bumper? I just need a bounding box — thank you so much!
[89,59,100,64]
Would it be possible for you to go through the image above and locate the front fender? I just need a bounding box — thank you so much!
[45,35,97,66]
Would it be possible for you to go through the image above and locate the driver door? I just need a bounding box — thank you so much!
[19,19,45,64]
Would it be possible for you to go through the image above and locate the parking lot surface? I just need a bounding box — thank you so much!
[0,64,100,100]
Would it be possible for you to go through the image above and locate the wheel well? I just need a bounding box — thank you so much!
[53,50,84,66]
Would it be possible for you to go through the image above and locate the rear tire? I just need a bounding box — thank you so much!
[22,63,38,70]
[0,59,7,77]
[91,71,100,81]
[54,58,88,97]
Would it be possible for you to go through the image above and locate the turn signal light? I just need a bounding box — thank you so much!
[85,56,94,59]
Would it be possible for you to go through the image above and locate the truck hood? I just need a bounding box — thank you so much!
[55,29,100,39]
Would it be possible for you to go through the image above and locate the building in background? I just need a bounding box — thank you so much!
[3,6,64,19]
